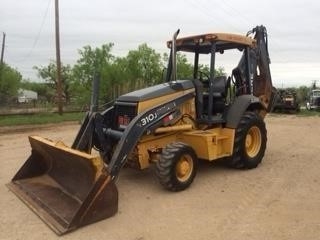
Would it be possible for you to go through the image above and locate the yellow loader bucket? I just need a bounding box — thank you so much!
[7,136,118,235]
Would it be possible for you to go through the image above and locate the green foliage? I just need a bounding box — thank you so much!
[20,80,53,102]
[162,52,202,80]
[0,63,22,103]
[215,67,226,77]
[101,57,128,101]
[70,43,163,104]
[297,109,320,117]
[33,61,72,103]
[176,53,193,79]
[72,43,115,105]
[126,43,162,86]
[163,52,226,81]
[296,86,309,103]
[0,112,85,126]
[73,43,114,87]
[29,42,229,109]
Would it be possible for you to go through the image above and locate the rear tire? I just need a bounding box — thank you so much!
[156,142,198,192]
[227,111,267,169]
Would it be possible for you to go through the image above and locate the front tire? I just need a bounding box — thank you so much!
[156,142,198,192]
[228,112,267,169]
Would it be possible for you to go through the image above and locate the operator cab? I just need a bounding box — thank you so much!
[166,33,255,125]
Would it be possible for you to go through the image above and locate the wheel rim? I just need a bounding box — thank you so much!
[245,126,262,158]
[175,154,193,182]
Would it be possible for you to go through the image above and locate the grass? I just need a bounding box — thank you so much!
[0,112,86,126]
[0,108,319,127]
[297,109,320,117]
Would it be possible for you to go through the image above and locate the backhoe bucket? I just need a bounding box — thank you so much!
[7,136,118,235]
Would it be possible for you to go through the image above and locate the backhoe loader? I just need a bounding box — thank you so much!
[7,25,274,235]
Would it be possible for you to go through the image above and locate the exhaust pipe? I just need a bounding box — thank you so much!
[171,29,180,82]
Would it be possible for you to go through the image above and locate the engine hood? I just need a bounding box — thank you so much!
[117,80,194,102]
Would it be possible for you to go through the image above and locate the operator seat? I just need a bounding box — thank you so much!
[193,79,203,119]
[193,76,228,119]
[212,76,227,98]
[232,67,247,95]
[211,76,227,114]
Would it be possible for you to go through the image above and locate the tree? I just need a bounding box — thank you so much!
[296,86,309,104]
[163,52,226,80]
[0,63,22,103]
[72,43,115,105]
[176,53,194,79]
[73,43,114,86]
[34,61,72,103]
[20,80,53,102]
[101,56,129,101]
[125,43,162,88]
[162,52,194,80]
[101,43,163,102]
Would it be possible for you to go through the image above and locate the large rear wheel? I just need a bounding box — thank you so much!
[156,142,198,192]
[228,111,267,169]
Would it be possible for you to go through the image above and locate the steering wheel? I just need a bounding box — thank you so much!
[198,71,210,81]
[198,71,210,87]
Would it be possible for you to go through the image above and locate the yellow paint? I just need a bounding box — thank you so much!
[137,88,196,114]
[29,136,104,180]
[154,124,193,134]
[132,125,235,169]
[175,154,193,182]
[167,33,255,49]
[128,86,237,168]
[178,128,235,160]
[245,126,262,158]
[136,132,179,169]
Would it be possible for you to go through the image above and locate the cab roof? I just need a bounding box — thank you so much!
[167,33,255,54]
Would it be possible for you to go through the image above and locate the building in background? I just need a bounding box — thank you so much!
[17,89,38,103]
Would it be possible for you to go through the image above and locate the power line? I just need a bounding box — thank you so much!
[16,0,51,62]
[219,0,253,27]
[184,0,242,32]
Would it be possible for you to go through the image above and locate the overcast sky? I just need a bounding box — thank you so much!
[1,0,320,87]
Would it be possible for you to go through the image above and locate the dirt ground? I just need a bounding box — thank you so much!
[1,114,320,240]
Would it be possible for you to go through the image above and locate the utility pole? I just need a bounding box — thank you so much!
[1,32,5,65]
[0,32,5,82]
[55,0,63,115]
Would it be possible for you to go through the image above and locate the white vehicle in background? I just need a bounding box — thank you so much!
[17,89,38,103]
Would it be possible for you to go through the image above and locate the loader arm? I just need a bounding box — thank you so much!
[107,91,194,178]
